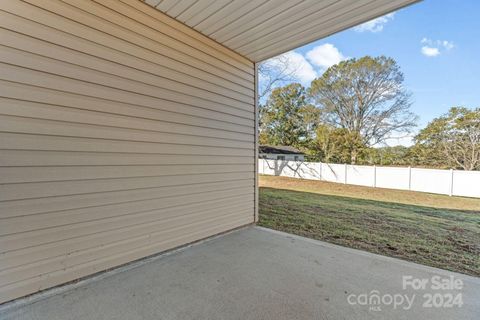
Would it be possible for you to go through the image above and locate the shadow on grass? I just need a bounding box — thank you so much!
[259,187,480,277]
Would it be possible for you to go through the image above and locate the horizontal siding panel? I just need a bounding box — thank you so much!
[0,172,254,201]
[1,201,251,258]
[0,28,252,104]
[0,189,253,237]
[0,206,254,286]
[0,150,253,167]
[0,80,254,130]
[0,133,253,156]
[0,1,253,88]
[0,115,254,149]
[0,0,254,303]
[0,164,252,184]
[0,62,253,121]
[0,11,253,98]
[0,98,253,142]
[0,215,252,304]
[0,45,253,112]
[0,201,252,272]
[0,180,254,218]
[0,195,253,254]
[0,102,254,144]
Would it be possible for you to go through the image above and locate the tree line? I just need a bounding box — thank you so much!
[259,56,480,170]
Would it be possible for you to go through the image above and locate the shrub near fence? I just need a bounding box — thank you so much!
[259,159,480,198]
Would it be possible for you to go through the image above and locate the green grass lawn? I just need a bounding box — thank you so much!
[259,176,480,277]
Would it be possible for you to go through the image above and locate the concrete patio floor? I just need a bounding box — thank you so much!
[1,226,479,320]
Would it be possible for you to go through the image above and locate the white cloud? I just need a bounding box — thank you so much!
[442,40,454,50]
[353,13,395,33]
[306,43,347,70]
[421,46,440,57]
[261,44,347,89]
[420,38,454,57]
[274,51,317,85]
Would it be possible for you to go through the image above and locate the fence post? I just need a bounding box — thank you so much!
[449,169,454,196]
[318,162,322,181]
[344,163,348,184]
[373,165,377,188]
[408,166,412,190]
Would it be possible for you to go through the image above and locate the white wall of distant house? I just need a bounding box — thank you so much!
[259,159,480,198]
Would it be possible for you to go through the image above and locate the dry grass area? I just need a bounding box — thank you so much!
[259,175,480,276]
[260,175,480,211]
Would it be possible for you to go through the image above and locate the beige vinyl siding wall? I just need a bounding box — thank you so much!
[0,0,255,303]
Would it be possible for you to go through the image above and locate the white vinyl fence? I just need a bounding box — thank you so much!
[259,159,480,198]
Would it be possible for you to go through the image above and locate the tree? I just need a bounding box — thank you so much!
[412,107,480,170]
[364,146,410,166]
[258,53,300,100]
[309,56,417,164]
[260,83,320,148]
[309,125,367,163]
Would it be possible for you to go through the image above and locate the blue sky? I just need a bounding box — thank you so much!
[265,0,480,145]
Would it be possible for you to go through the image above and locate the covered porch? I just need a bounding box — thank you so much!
[4,1,465,318]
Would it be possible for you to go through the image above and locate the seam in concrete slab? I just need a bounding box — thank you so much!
[255,226,480,284]
[0,224,253,313]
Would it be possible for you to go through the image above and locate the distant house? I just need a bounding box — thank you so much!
[259,145,305,161]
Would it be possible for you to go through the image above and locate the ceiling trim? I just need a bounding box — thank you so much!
[143,0,421,62]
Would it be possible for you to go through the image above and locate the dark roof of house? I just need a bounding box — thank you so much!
[259,145,304,155]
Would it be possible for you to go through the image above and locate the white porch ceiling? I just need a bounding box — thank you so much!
[143,0,420,62]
